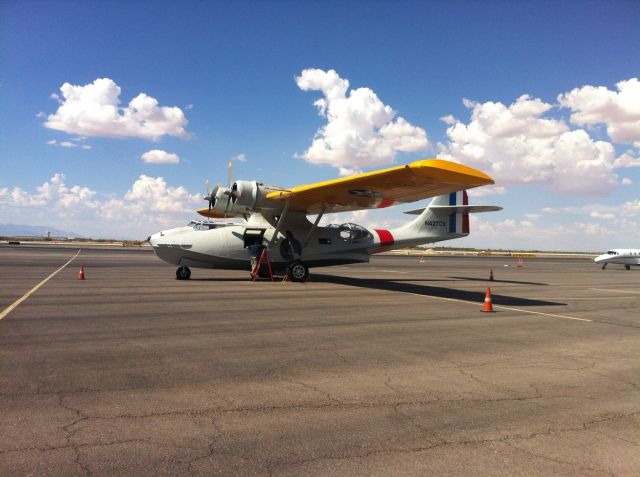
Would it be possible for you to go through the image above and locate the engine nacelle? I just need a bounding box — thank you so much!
[232,180,285,211]
[232,180,259,208]
[200,181,287,218]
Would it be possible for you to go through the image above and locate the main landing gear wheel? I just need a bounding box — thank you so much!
[176,265,191,280]
[287,260,309,283]
[625,265,631,270]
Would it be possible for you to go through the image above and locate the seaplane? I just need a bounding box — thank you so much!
[149,159,502,281]
[594,249,640,270]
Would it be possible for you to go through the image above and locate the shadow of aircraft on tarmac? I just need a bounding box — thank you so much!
[312,274,565,307]
[448,276,548,286]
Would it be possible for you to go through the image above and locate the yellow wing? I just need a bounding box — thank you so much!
[265,159,494,214]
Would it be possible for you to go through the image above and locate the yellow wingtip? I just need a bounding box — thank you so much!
[409,159,495,185]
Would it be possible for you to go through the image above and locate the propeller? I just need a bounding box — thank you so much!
[223,182,239,216]
[222,161,242,216]
[204,179,220,213]
[203,161,240,217]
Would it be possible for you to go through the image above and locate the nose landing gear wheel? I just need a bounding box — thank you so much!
[287,260,309,282]
[176,266,191,280]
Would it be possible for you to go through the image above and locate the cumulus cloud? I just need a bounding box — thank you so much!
[541,202,639,218]
[44,78,189,140]
[444,195,640,251]
[100,175,200,220]
[558,78,640,147]
[296,68,429,174]
[438,94,619,196]
[0,173,98,214]
[590,211,616,220]
[231,153,247,162]
[0,174,201,238]
[439,114,457,125]
[574,222,613,236]
[467,185,507,197]
[621,199,640,216]
[464,214,620,251]
[47,139,91,149]
[141,150,180,164]
[614,149,640,168]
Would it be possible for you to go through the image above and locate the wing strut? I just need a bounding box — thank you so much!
[303,205,326,247]
[270,199,291,244]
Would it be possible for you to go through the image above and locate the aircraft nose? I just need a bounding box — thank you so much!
[594,254,605,263]
[149,232,161,247]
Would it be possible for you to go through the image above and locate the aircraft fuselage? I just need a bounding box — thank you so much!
[595,248,640,270]
[149,216,465,273]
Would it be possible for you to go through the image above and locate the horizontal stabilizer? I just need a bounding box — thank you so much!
[404,205,502,215]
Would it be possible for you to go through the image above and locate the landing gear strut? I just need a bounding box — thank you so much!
[287,260,309,283]
[176,265,191,280]
[602,263,607,270]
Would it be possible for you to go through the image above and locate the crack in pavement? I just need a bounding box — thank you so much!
[1,387,637,476]
[383,373,405,397]
[6,392,581,425]
[271,411,639,472]
[284,379,343,405]
[56,393,91,476]
[457,367,522,397]
[503,440,616,477]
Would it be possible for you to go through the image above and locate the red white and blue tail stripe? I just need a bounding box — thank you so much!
[447,190,470,234]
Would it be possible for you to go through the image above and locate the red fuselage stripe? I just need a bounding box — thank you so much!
[375,229,395,246]
[377,198,395,208]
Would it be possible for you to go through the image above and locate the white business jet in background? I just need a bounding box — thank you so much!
[595,249,640,270]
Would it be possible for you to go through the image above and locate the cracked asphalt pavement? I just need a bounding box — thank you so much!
[1,245,638,475]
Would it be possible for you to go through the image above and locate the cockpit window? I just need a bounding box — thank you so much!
[187,220,217,230]
[606,250,618,255]
[336,223,372,243]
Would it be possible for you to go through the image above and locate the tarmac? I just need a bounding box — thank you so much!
[1,244,638,476]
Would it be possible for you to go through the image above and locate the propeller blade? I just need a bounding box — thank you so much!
[204,179,221,213]
[224,193,231,218]
[230,181,239,203]
[227,161,233,187]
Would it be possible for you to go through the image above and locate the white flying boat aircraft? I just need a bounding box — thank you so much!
[149,159,501,281]
[594,249,640,270]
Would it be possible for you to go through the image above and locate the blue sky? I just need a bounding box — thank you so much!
[1,0,639,250]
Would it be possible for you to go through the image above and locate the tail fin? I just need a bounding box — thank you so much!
[397,190,501,239]
[437,190,470,234]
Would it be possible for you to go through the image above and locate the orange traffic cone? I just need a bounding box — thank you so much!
[489,268,494,281]
[481,287,494,312]
[77,264,85,280]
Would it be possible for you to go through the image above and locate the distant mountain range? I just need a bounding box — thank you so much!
[0,223,80,238]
